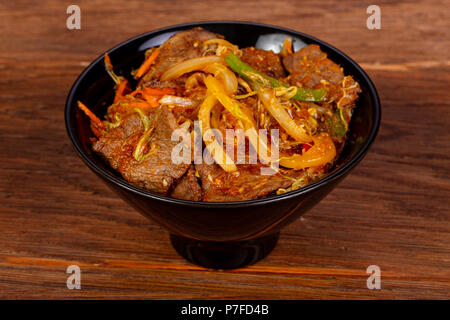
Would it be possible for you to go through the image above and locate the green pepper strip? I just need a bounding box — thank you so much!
[225,52,327,102]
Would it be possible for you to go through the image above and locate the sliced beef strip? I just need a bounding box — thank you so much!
[92,112,144,170]
[195,163,295,202]
[240,47,286,78]
[282,44,360,107]
[170,165,202,201]
[140,27,223,86]
[119,107,190,194]
[93,106,190,195]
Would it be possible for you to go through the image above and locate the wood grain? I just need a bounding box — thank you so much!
[0,0,449,299]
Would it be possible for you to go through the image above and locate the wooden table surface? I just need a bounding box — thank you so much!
[0,0,449,299]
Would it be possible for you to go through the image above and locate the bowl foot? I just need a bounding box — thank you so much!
[169,232,279,269]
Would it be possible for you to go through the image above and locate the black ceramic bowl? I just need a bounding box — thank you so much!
[65,21,380,269]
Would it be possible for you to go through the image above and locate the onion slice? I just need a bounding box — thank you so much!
[159,95,196,108]
[258,88,313,143]
[203,38,241,55]
[203,63,238,95]
[185,72,206,90]
[160,56,225,81]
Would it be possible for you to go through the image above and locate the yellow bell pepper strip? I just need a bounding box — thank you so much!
[204,75,253,126]
[225,52,327,102]
[204,75,274,165]
[279,133,336,169]
[198,94,237,172]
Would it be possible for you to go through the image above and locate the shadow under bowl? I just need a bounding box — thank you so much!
[65,21,381,269]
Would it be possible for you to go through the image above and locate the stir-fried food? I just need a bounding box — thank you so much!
[78,27,361,202]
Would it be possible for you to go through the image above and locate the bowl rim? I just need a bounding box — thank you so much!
[65,20,381,208]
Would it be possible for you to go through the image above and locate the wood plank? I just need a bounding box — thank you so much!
[0,0,448,299]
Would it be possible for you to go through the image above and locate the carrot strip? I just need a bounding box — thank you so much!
[77,101,105,129]
[104,52,112,70]
[128,89,141,97]
[129,87,174,98]
[114,79,129,103]
[135,48,160,78]
[123,101,158,109]
[284,37,293,55]
[141,94,159,107]
[126,102,150,108]
[127,88,170,107]
[143,87,175,96]
[123,86,175,109]
[90,123,102,138]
